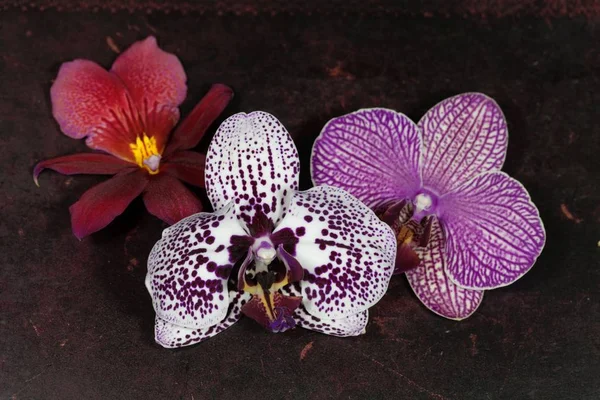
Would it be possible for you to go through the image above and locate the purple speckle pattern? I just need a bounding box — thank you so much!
[312,108,422,209]
[439,172,546,289]
[145,203,247,329]
[406,217,484,320]
[205,111,300,226]
[148,111,398,345]
[282,284,368,336]
[274,185,397,319]
[155,291,250,348]
[419,93,508,195]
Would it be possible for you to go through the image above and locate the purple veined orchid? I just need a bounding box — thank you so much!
[146,111,397,348]
[311,93,546,320]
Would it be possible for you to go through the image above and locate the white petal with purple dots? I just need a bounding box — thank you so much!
[312,108,422,209]
[146,203,248,329]
[282,284,368,336]
[439,172,546,289]
[205,111,300,227]
[155,291,250,348]
[274,185,397,319]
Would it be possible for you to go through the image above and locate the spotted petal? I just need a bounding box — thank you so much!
[419,93,508,195]
[438,172,546,289]
[283,284,368,336]
[205,111,300,227]
[145,203,250,329]
[274,185,396,320]
[312,108,422,209]
[406,217,484,320]
[154,291,250,348]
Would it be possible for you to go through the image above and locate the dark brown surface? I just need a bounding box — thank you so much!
[1,5,599,400]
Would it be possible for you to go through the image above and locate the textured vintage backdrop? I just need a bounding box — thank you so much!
[1,1,599,399]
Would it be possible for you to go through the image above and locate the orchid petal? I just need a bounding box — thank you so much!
[295,307,368,337]
[154,291,250,348]
[282,284,367,336]
[33,153,134,186]
[161,151,206,187]
[406,217,484,320]
[69,169,148,239]
[419,93,508,194]
[145,203,250,329]
[205,112,300,227]
[164,84,234,157]
[51,60,141,162]
[143,174,202,225]
[274,186,396,320]
[111,36,186,152]
[311,109,422,209]
[439,172,546,289]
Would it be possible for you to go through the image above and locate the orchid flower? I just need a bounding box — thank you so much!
[33,36,233,239]
[146,111,396,348]
[311,93,546,320]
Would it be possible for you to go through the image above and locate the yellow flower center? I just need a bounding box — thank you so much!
[130,133,161,174]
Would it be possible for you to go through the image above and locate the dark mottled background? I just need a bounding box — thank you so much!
[1,1,599,399]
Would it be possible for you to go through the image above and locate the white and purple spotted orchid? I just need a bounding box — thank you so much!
[311,93,546,320]
[146,111,396,348]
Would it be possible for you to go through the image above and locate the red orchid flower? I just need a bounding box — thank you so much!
[33,36,233,239]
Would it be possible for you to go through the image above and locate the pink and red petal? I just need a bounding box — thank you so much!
[143,174,202,225]
[419,93,508,195]
[439,172,546,290]
[161,151,205,187]
[312,109,422,209]
[69,169,149,239]
[165,84,234,157]
[51,60,141,162]
[111,36,186,152]
[33,153,134,186]
[406,217,484,320]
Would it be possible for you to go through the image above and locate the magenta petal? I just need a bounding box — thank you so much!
[312,108,422,209]
[205,112,300,224]
[419,93,508,194]
[406,217,484,320]
[143,174,202,225]
[161,151,206,187]
[33,153,135,186]
[164,84,234,157]
[154,291,250,348]
[439,172,546,289]
[69,169,148,239]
